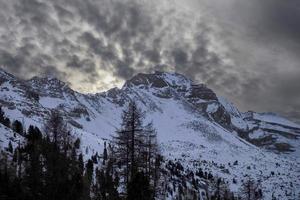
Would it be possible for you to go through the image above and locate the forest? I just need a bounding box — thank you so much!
[0,103,263,200]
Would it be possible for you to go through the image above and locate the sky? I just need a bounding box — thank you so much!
[0,0,299,122]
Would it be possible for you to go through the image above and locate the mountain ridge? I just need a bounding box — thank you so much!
[1,68,300,153]
[1,68,300,199]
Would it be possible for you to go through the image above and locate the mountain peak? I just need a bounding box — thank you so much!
[123,71,193,89]
[26,75,75,98]
[28,75,66,87]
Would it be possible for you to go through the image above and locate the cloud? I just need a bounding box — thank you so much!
[66,55,96,74]
[0,0,299,121]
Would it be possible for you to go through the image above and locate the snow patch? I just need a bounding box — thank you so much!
[39,97,65,109]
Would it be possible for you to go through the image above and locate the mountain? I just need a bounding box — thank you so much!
[0,68,300,199]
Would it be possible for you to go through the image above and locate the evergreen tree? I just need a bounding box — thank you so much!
[0,150,23,199]
[43,110,70,146]
[0,112,87,200]
[103,141,108,165]
[7,141,13,153]
[23,125,43,200]
[3,117,10,128]
[42,111,84,200]
[239,176,263,200]
[86,159,94,185]
[0,107,11,128]
[113,101,160,198]
[93,152,119,200]
[12,120,24,135]
[114,101,144,183]
[78,153,84,174]
[127,171,152,200]
[0,106,5,124]
[82,159,93,200]
[210,177,232,200]
[74,138,81,149]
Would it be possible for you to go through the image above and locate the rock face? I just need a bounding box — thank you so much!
[124,71,191,88]
[186,84,218,101]
[124,72,169,88]
[28,77,71,97]
[1,68,300,199]
[239,111,300,153]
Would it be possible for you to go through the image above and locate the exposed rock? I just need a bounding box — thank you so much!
[124,73,169,88]
[186,84,218,101]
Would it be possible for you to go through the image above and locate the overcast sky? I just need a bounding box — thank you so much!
[0,0,299,122]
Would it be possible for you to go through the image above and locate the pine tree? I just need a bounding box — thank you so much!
[143,122,159,188]
[86,159,94,185]
[112,101,160,198]
[12,120,23,135]
[23,125,43,200]
[93,153,120,200]
[74,138,81,149]
[0,106,5,124]
[43,110,70,146]
[42,111,84,200]
[3,118,10,128]
[103,141,108,165]
[127,171,152,200]
[7,141,13,153]
[78,153,84,175]
[68,142,84,200]
[0,107,11,128]
[113,101,143,186]
[239,176,262,200]
[0,113,87,200]
[82,159,93,200]
[0,150,23,199]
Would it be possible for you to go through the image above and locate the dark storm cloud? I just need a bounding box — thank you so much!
[144,50,161,64]
[179,0,300,122]
[14,0,59,35]
[259,0,300,43]
[114,61,135,80]
[1,0,222,81]
[54,5,74,20]
[78,32,117,62]
[0,50,24,71]
[18,43,36,57]
[0,0,299,121]
[40,65,68,79]
[172,49,188,66]
[66,55,96,74]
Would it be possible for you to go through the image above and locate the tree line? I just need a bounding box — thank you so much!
[0,104,263,200]
[1,109,87,200]
[0,102,162,200]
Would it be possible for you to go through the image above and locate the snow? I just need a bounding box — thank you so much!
[253,112,300,128]
[1,70,300,199]
[218,96,248,130]
[159,72,192,88]
[39,96,65,109]
[249,129,267,139]
[0,124,23,151]
[0,81,24,102]
[206,103,219,113]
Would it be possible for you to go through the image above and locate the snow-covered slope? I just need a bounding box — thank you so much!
[0,124,23,151]
[0,69,300,199]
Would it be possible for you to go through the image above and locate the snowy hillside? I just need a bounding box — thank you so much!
[0,68,300,199]
[0,124,23,152]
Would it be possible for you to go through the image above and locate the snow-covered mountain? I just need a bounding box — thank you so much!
[1,68,300,199]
